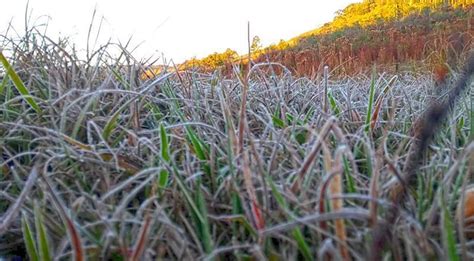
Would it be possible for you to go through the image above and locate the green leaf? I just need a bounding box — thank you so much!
[173,168,205,224]
[102,109,121,141]
[272,115,285,128]
[268,178,313,260]
[292,228,313,261]
[160,123,170,162]
[0,72,8,98]
[21,214,39,261]
[294,130,308,145]
[441,195,459,261]
[102,96,140,142]
[158,169,169,188]
[327,90,341,116]
[286,113,294,124]
[186,129,207,161]
[343,157,356,194]
[365,66,377,133]
[34,203,52,261]
[268,178,288,210]
[0,51,41,113]
[194,180,213,253]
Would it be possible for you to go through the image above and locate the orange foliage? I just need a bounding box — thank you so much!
[172,3,474,79]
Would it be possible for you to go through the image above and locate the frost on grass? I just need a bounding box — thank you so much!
[0,28,473,260]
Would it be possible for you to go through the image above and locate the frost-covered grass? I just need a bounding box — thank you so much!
[0,26,473,260]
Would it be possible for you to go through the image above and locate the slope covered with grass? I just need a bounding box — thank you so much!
[179,1,474,78]
[1,25,474,259]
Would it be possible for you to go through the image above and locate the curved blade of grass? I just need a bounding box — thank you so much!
[0,50,41,113]
[102,94,141,143]
[102,106,123,142]
[21,214,39,261]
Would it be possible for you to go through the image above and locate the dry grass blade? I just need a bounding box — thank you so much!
[323,65,329,113]
[368,141,380,228]
[330,149,350,261]
[130,214,153,261]
[370,75,397,131]
[291,117,336,193]
[243,151,265,230]
[262,208,373,235]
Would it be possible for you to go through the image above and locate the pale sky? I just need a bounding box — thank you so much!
[1,0,357,63]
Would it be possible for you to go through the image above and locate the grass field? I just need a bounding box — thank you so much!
[0,27,473,260]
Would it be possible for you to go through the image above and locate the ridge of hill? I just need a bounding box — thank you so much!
[296,0,472,38]
[165,0,474,78]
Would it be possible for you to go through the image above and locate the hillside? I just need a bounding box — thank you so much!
[176,0,474,78]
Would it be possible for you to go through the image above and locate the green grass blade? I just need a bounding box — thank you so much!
[21,214,39,261]
[102,108,122,142]
[158,124,171,191]
[231,191,242,235]
[71,97,98,139]
[158,169,169,189]
[327,90,341,117]
[268,178,288,210]
[186,128,207,161]
[34,203,52,261]
[365,66,377,133]
[194,180,213,254]
[343,157,356,194]
[268,178,313,260]
[0,50,41,113]
[0,73,8,98]
[291,228,313,261]
[441,195,459,261]
[173,168,205,224]
[160,123,170,162]
[272,115,285,128]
